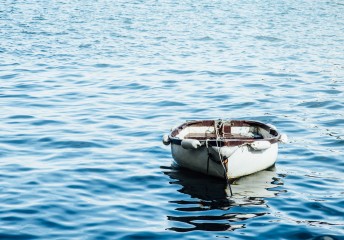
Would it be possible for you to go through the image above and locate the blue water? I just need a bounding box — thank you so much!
[1,0,343,239]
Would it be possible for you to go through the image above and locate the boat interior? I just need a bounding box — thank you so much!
[173,120,277,140]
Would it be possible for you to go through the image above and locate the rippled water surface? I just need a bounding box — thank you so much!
[1,0,344,239]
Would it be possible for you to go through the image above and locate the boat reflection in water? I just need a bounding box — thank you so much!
[163,165,285,232]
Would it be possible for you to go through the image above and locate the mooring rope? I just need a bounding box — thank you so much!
[215,120,233,196]
[205,139,210,174]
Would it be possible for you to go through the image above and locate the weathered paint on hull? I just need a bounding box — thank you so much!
[171,143,278,179]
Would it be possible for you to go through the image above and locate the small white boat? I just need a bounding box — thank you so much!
[163,120,287,180]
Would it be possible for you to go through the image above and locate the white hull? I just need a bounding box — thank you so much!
[171,142,278,179]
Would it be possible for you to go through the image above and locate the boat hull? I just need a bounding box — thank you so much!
[171,143,278,179]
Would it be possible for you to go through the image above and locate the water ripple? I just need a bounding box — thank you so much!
[1,0,343,239]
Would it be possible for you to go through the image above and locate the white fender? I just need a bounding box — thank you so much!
[279,133,288,143]
[181,139,201,150]
[162,134,170,145]
[211,146,239,159]
[250,141,271,151]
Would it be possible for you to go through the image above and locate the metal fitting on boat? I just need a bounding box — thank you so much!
[162,134,171,145]
[181,139,201,150]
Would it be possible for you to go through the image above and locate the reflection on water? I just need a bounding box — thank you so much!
[231,166,285,198]
[163,166,285,232]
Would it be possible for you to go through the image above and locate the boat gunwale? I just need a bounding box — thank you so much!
[169,120,280,147]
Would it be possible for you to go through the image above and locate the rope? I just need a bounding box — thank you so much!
[206,139,210,174]
[214,120,233,197]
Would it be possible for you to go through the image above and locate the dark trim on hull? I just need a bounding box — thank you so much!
[169,120,280,147]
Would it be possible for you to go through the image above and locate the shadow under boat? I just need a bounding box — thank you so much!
[162,165,286,232]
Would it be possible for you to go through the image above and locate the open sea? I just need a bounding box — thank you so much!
[1,0,343,239]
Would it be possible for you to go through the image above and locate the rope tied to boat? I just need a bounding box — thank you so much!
[205,139,210,175]
[214,119,233,197]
